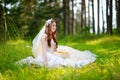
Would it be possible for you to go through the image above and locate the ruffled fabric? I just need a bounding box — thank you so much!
[16,45,96,68]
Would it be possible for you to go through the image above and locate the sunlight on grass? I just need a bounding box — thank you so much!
[0,35,120,80]
[6,39,27,45]
[0,73,4,80]
[86,36,120,45]
[97,48,110,54]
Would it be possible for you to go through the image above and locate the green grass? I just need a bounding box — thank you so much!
[0,34,120,80]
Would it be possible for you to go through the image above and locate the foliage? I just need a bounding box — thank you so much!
[0,0,63,41]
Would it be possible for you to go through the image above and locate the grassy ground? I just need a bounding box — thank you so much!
[0,34,120,80]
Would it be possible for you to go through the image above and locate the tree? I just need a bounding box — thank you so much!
[106,0,113,35]
[91,0,95,34]
[81,0,83,31]
[88,0,90,27]
[63,0,70,35]
[19,0,37,24]
[0,2,4,41]
[66,0,70,35]
[71,0,75,35]
[97,0,100,34]
[116,0,120,33]
[84,0,86,28]
[2,0,7,41]
[27,0,62,38]
[101,0,105,33]
[80,0,86,33]
[0,0,21,41]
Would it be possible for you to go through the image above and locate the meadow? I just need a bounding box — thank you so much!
[0,34,120,80]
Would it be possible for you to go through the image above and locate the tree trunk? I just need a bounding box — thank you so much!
[101,0,105,33]
[97,0,100,34]
[81,0,83,32]
[80,0,86,33]
[92,0,95,34]
[106,0,113,35]
[83,0,86,27]
[88,0,90,27]
[109,0,113,35]
[106,0,108,34]
[55,0,60,36]
[56,18,60,36]
[66,0,70,35]
[116,0,120,33]
[63,0,67,35]
[66,0,71,35]
[71,0,75,35]
[63,0,70,35]
[2,0,7,41]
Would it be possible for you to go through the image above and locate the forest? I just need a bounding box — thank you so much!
[0,0,120,80]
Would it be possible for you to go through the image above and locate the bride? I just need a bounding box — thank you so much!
[16,18,96,68]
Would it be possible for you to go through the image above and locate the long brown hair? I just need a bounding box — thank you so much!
[45,19,58,48]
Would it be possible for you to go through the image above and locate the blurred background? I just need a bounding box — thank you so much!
[0,1,120,79]
[0,0,120,41]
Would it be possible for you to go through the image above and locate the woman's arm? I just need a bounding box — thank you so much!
[41,34,48,66]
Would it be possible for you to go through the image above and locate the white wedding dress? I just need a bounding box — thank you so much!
[16,19,96,68]
[16,39,96,68]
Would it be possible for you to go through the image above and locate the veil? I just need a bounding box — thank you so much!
[32,18,52,57]
[32,25,46,57]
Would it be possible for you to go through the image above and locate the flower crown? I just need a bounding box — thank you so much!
[46,18,52,26]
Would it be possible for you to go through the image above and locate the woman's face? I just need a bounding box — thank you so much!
[51,22,56,33]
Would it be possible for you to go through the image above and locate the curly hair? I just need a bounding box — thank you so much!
[45,19,58,48]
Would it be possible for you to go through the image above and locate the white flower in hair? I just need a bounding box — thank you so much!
[46,18,52,26]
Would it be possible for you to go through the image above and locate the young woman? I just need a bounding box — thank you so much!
[16,18,96,68]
